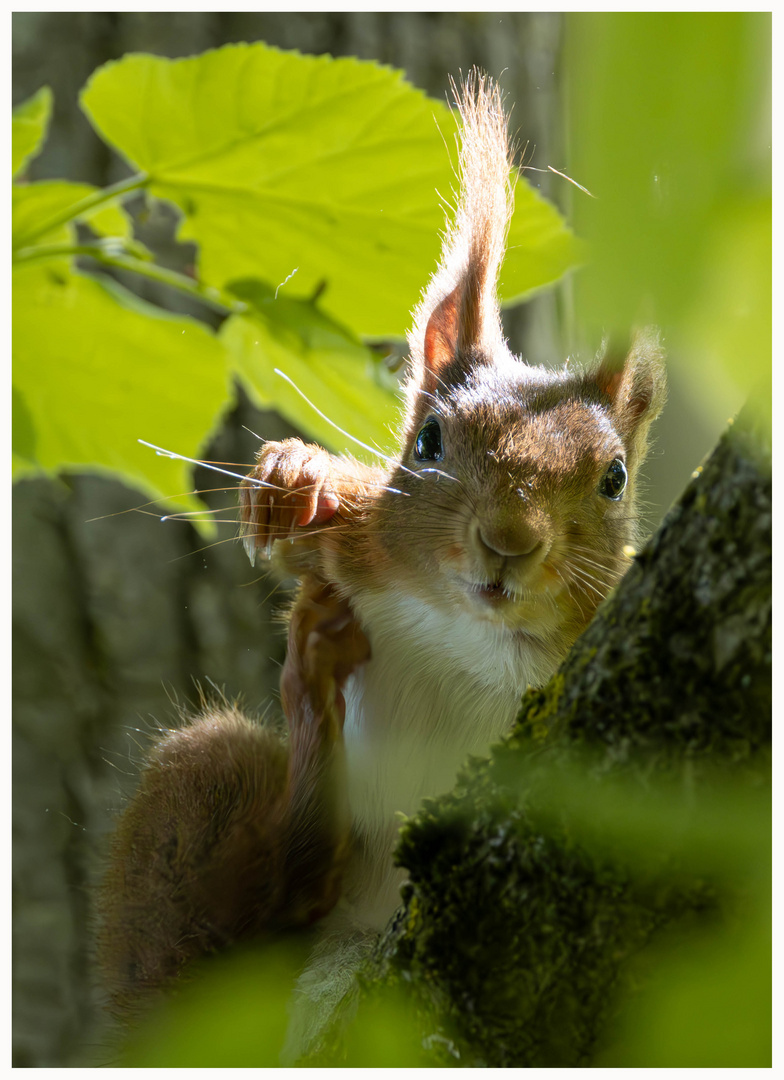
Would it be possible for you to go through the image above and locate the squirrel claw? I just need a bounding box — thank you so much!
[242,533,257,568]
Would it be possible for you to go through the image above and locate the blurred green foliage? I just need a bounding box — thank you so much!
[567,13,771,421]
[595,899,771,1067]
[119,938,429,1067]
[120,942,304,1067]
[531,766,770,1070]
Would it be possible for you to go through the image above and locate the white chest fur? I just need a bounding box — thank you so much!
[339,589,553,927]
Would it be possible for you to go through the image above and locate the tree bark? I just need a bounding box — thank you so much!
[307,400,771,1067]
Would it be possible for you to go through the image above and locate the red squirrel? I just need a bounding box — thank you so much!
[98,72,665,1016]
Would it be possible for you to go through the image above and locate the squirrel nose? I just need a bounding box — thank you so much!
[475,520,549,563]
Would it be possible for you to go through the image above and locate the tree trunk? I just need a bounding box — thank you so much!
[308,399,771,1067]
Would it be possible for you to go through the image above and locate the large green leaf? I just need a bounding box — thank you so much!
[80,44,581,339]
[12,85,52,178]
[12,262,232,516]
[502,184,585,304]
[222,279,402,458]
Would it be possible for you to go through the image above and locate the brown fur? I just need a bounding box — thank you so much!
[97,583,369,1012]
[98,70,666,1014]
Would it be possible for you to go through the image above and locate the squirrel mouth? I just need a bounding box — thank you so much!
[473,580,509,604]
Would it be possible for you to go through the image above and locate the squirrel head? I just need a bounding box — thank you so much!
[342,72,666,658]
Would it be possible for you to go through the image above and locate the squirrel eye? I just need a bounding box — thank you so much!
[599,458,628,500]
[414,418,444,462]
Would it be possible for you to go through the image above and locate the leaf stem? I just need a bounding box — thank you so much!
[13,172,150,249]
[12,241,248,316]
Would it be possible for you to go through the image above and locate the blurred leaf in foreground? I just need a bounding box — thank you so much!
[567,12,771,412]
[119,943,300,1067]
[595,895,771,1067]
[120,938,427,1067]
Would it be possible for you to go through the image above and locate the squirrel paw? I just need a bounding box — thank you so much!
[239,439,339,565]
[282,582,371,734]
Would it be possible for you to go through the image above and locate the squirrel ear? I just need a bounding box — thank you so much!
[423,285,460,377]
[421,284,474,396]
[593,329,667,431]
[421,274,488,395]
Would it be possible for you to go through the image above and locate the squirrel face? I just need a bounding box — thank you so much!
[342,335,663,653]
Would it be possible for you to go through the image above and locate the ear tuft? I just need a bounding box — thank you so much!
[406,71,513,406]
[594,328,667,431]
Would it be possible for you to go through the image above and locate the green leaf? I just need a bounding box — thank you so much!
[12,384,38,472]
[567,12,771,403]
[12,180,132,251]
[80,44,580,339]
[12,85,52,178]
[119,939,428,1067]
[502,185,586,304]
[12,261,232,518]
[221,279,402,457]
[597,898,771,1067]
[120,943,301,1067]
